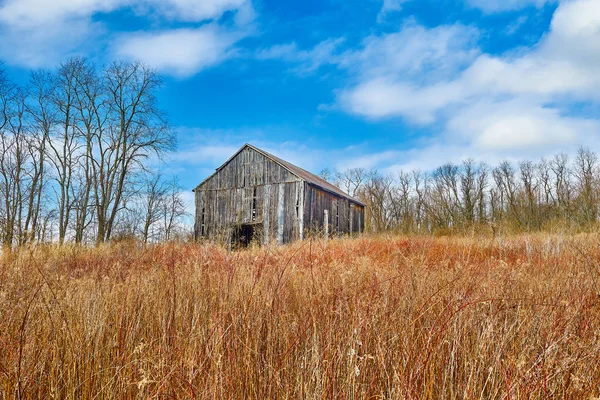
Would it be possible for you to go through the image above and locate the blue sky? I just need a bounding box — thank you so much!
[1,0,600,209]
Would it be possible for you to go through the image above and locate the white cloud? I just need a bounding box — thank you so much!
[0,0,121,27]
[0,0,253,69]
[340,24,479,80]
[466,0,557,13]
[0,16,102,67]
[0,0,252,25]
[335,23,478,122]
[137,0,251,23]
[461,0,600,101]
[337,0,600,119]
[328,0,600,167]
[447,100,599,151]
[381,0,408,12]
[377,0,557,19]
[257,38,344,74]
[339,78,465,124]
[115,25,242,77]
[377,0,410,21]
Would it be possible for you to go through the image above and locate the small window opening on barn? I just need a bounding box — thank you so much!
[201,207,206,236]
[251,187,258,221]
[295,193,301,221]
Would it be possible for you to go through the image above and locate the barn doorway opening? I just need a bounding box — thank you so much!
[232,222,262,247]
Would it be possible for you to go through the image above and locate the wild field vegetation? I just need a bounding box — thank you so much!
[2,234,600,399]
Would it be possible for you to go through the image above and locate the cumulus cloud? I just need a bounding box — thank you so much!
[335,23,478,122]
[0,0,252,25]
[333,0,600,159]
[339,79,465,124]
[341,24,479,79]
[0,0,253,70]
[461,0,600,101]
[0,16,101,67]
[0,0,121,27]
[447,100,599,152]
[115,25,243,77]
[248,0,595,170]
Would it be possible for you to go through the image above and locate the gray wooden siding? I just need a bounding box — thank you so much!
[194,147,305,244]
[198,146,300,191]
[304,184,364,236]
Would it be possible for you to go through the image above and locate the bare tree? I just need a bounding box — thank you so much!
[139,174,168,244]
[519,160,539,229]
[46,59,85,244]
[25,71,54,243]
[412,170,429,232]
[538,158,555,207]
[430,163,461,228]
[94,61,174,243]
[392,171,413,233]
[0,85,28,247]
[551,153,573,221]
[336,168,374,197]
[493,161,522,227]
[69,58,106,243]
[161,179,188,241]
[361,173,394,233]
[318,168,338,185]
[573,147,598,225]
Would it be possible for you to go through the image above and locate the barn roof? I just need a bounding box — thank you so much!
[194,143,365,206]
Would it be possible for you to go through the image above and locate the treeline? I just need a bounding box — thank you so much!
[0,58,187,247]
[323,148,600,235]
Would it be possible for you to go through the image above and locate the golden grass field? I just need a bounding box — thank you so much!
[1,234,600,399]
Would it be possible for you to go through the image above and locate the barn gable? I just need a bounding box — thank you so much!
[194,144,302,191]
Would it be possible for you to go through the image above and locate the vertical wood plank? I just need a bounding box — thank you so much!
[277,183,285,245]
[297,181,304,240]
[263,184,271,244]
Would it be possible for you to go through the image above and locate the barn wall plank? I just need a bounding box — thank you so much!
[277,183,285,244]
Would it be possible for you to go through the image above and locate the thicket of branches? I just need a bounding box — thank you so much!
[0,58,187,247]
[324,148,600,235]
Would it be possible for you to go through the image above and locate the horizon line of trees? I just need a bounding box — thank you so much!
[0,58,188,247]
[322,147,600,235]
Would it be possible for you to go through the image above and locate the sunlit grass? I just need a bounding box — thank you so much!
[1,234,600,399]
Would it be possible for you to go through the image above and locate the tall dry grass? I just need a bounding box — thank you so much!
[1,234,600,399]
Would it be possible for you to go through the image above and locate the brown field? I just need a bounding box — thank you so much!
[1,234,600,399]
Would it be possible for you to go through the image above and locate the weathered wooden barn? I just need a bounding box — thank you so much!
[193,144,365,245]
